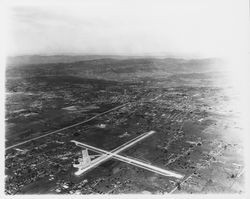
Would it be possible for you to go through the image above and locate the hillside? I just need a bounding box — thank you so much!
[6,57,223,82]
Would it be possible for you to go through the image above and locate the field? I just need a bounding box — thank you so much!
[5,57,244,194]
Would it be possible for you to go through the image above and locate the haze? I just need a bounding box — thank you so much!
[6,0,247,58]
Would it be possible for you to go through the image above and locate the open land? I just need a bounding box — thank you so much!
[5,57,244,194]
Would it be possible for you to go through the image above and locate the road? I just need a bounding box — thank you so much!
[6,93,165,151]
[6,102,131,151]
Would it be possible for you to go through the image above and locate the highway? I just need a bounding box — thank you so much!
[6,102,131,151]
[6,93,166,151]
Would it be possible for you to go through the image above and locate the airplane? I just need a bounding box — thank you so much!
[71,130,184,179]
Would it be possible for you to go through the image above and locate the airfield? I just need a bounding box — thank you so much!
[5,57,244,194]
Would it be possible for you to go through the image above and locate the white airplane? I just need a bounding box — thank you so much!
[71,130,184,179]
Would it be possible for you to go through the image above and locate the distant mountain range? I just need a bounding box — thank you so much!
[7,54,221,66]
[6,55,225,82]
[7,55,169,66]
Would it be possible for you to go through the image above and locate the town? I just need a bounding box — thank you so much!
[5,57,244,194]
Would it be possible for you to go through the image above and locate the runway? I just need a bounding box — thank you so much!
[72,130,184,179]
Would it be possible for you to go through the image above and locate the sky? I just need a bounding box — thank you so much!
[1,1,249,179]
[5,0,248,58]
